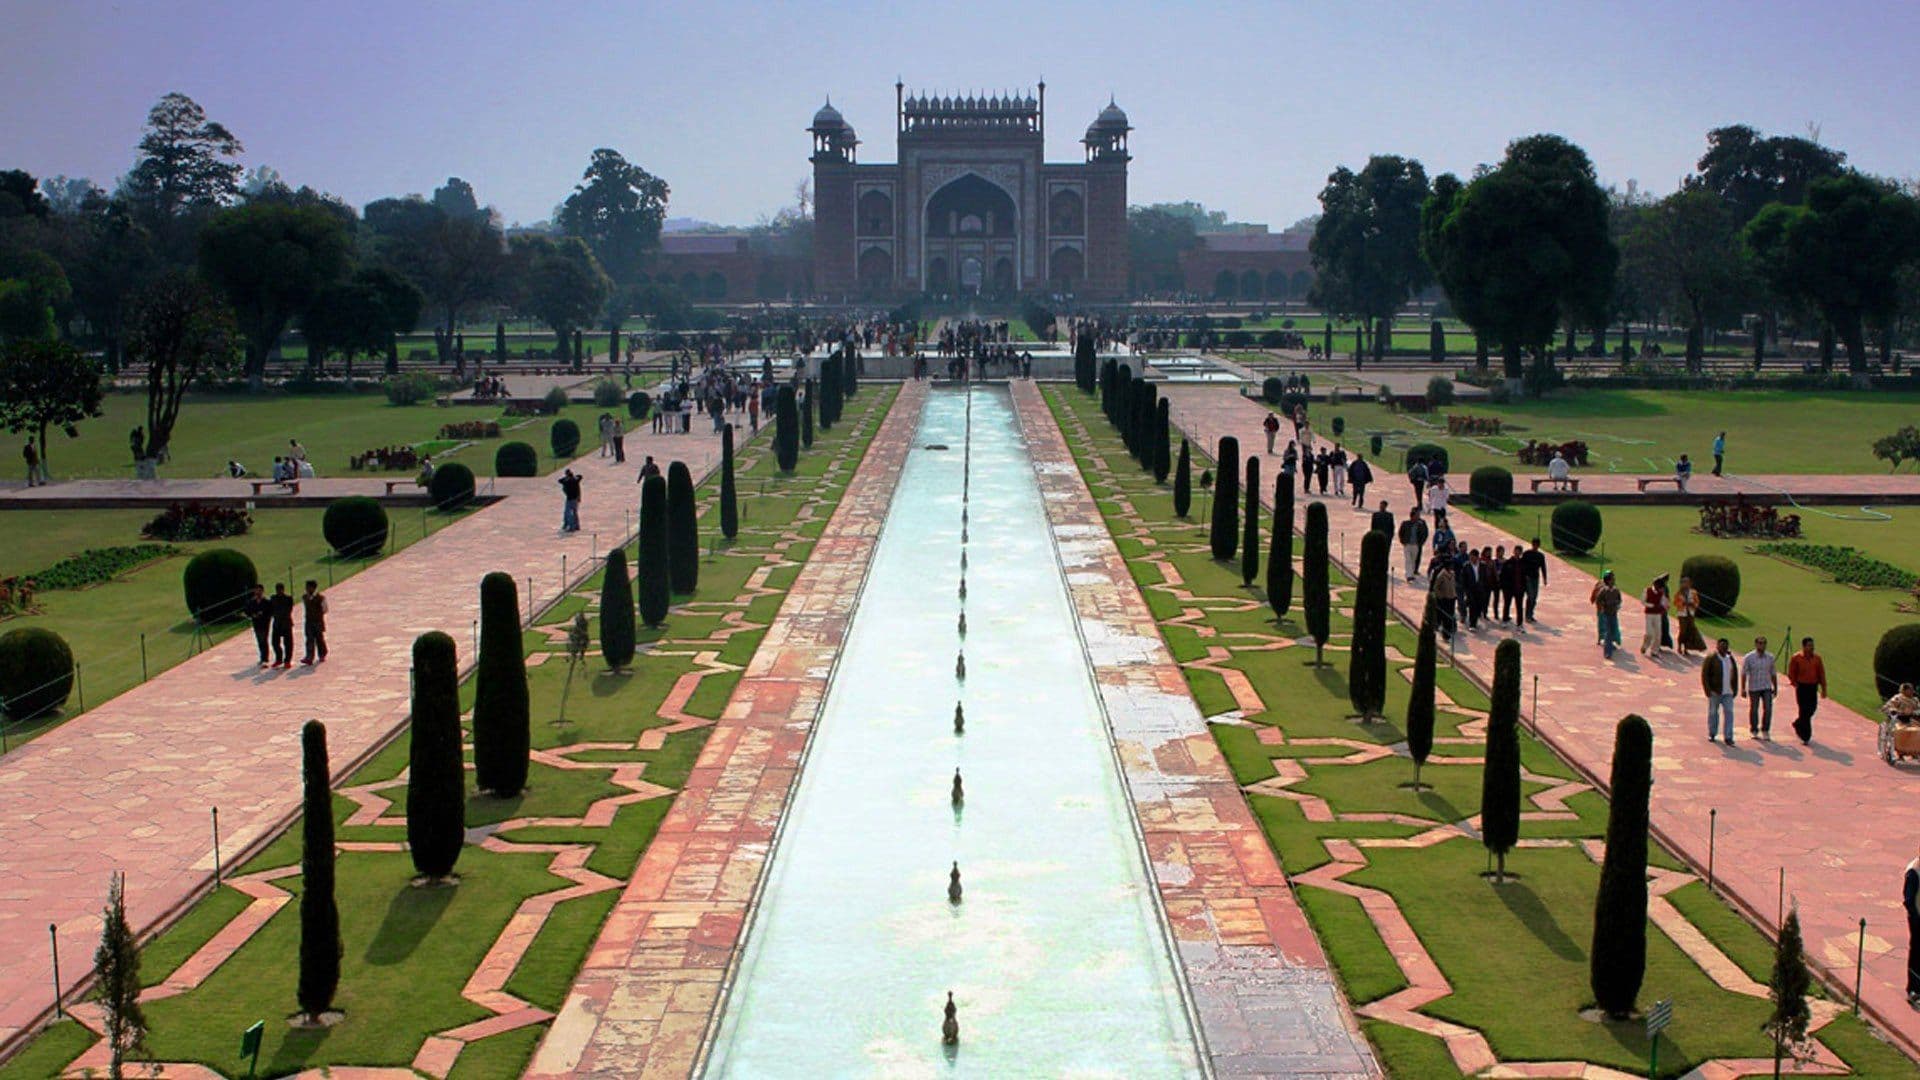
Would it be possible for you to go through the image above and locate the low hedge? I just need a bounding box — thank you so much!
[1680,554,1741,617]
[551,418,581,458]
[322,496,389,558]
[0,627,75,719]
[494,441,539,478]
[1551,501,1603,556]
[1405,443,1450,475]
[627,390,652,420]
[1261,377,1284,404]
[1469,466,1514,510]
[428,462,476,510]
[183,548,258,623]
[1874,624,1920,698]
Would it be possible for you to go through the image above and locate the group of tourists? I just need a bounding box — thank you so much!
[1697,634,1826,745]
[242,580,328,668]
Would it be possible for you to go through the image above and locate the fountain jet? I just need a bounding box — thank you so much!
[942,992,960,1045]
[951,767,964,804]
[948,862,963,903]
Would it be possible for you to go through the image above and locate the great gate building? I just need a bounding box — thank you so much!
[810,84,1131,301]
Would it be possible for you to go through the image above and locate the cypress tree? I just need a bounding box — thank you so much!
[1590,714,1652,1019]
[666,460,698,595]
[1137,385,1157,469]
[609,326,621,364]
[1304,501,1330,664]
[1099,356,1117,414]
[719,424,739,540]
[1152,399,1171,483]
[1173,439,1192,518]
[801,378,815,449]
[843,345,858,396]
[1240,456,1261,586]
[494,321,506,365]
[1210,436,1240,561]
[1481,638,1523,882]
[1322,323,1332,359]
[820,358,839,428]
[637,474,671,627]
[1113,364,1133,441]
[473,571,530,794]
[1349,529,1390,720]
[93,871,147,1078]
[1267,475,1294,622]
[1429,319,1445,364]
[599,547,635,671]
[774,385,799,472]
[1077,332,1098,393]
[298,719,340,1022]
[407,630,465,881]
[1406,596,1437,788]
[1766,907,1813,1076]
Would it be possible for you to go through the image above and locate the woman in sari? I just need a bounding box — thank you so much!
[1672,575,1707,656]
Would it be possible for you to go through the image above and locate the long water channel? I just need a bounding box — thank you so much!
[703,386,1201,1077]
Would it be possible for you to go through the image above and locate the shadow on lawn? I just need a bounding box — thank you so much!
[1493,877,1584,962]
[366,880,456,965]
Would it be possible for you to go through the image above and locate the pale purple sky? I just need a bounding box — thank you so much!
[5,0,1916,228]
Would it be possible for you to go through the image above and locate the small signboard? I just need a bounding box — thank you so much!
[240,1020,264,1078]
[1646,998,1673,1037]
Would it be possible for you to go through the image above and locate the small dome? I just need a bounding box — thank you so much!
[811,99,848,130]
[1093,99,1130,130]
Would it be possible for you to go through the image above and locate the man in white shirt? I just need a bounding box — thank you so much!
[1741,636,1778,740]
[1547,451,1572,490]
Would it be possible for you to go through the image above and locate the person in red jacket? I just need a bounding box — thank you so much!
[1786,637,1827,744]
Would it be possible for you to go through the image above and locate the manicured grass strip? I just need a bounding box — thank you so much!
[502,889,622,1012]
[1296,884,1409,1005]
[1663,879,1777,987]
[1360,1019,1466,1078]
[140,885,253,987]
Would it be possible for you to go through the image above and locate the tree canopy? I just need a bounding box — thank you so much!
[1690,124,1847,225]
[508,234,610,359]
[1309,155,1432,353]
[123,92,245,218]
[1621,189,1753,368]
[0,338,103,470]
[556,148,669,285]
[198,201,352,378]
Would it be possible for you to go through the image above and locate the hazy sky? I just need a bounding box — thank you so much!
[5,1,1917,228]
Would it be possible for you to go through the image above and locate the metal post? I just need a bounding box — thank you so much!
[472,619,479,657]
[526,577,533,622]
[75,663,83,713]
[49,924,61,1018]
[562,554,568,587]
[1778,866,1784,927]
[1855,917,1867,1014]
[1707,808,1717,891]
[1531,675,1539,736]
[591,533,598,565]
[212,806,222,883]
[140,634,149,683]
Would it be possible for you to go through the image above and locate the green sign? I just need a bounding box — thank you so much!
[240,1020,264,1078]
[1646,998,1673,1037]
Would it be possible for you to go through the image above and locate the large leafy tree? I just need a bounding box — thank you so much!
[1309,155,1432,361]
[365,193,504,361]
[0,170,50,219]
[123,92,245,219]
[508,235,610,366]
[1622,190,1753,371]
[62,194,160,371]
[556,149,669,285]
[198,202,352,380]
[0,338,104,475]
[124,272,240,464]
[303,267,421,379]
[1126,205,1202,293]
[431,177,486,222]
[1744,173,1920,372]
[1423,135,1617,379]
[1690,124,1847,226]
[0,248,70,341]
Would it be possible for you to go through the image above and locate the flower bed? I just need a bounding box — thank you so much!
[1517,439,1590,467]
[1756,543,1917,590]
[23,544,180,592]
[1697,499,1800,538]
[1446,414,1502,436]
[438,420,502,440]
[143,502,253,541]
[349,446,422,471]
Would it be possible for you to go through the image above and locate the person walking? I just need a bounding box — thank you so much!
[558,468,583,532]
[300,580,329,665]
[1740,635,1776,739]
[1672,576,1706,656]
[21,437,44,487]
[612,418,626,463]
[268,583,296,668]
[1397,508,1429,582]
[1905,848,1920,1008]
[1263,412,1280,455]
[1590,570,1622,658]
[1424,477,1449,525]
[1711,431,1726,477]
[1430,557,1458,640]
[1640,574,1669,657]
[1408,458,1428,507]
[243,583,272,667]
[1330,445,1348,497]
[1787,637,1827,744]
[1519,538,1548,623]
[1500,546,1527,624]
[1702,637,1739,745]
[1347,453,1372,509]
[597,413,613,458]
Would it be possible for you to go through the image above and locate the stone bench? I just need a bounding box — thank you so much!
[1530,476,1580,493]
[250,480,299,496]
[1636,476,1686,493]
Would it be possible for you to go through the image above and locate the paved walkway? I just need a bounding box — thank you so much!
[0,415,742,1053]
[1160,385,1920,1061]
[1013,381,1380,1078]
[525,381,928,1080]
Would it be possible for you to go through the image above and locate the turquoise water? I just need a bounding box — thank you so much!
[703,387,1200,1077]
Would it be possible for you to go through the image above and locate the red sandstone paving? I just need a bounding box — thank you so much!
[523,381,927,1080]
[0,418,741,1052]
[1160,384,1920,1062]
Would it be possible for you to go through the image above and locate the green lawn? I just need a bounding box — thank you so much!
[1044,384,1911,1078]
[0,506,438,746]
[0,385,899,1078]
[1298,388,1920,476]
[1464,502,1920,719]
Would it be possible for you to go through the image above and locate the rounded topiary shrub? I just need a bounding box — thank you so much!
[1551,501,1603,556]
[183,548,258,623]
[1261,377,1284,404]
[592,378,622,407]
[1369,434,1384,456]
[542,385,570,413]
[322,496,389,558]
[550,418,580,458]
[627,390,651,420]
[428,462,476,510]
[1681,554,1742,617]
[1426,376,1456,406]
[1469,466,1514,510]
[1874,624,1920,699]
[494,441,538,478]
[1405,443,1450,475]
[1331,416,1346,437]
[0,627,75,720]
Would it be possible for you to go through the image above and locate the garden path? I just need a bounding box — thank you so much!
[1161,384,1920,1061]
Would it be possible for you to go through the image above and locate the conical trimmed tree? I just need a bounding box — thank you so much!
[298,719,340,1022]
[406,630,464,881]
[1241,456,1261,586]
[1767,906,1813,1077]
[1114,365,1133,447]
[1173,439,1192,518]
[1591,713,1652,1019]
[1100,356,1117,413]
[819,357,839,428]
[1429,319,1445,364]
[774,385,799,473]
[1152,399,1171,483]
[637,474,670,627]
[473,571,531,794]
[1135,385,1155,468]
[1210,436,1240,561]
[1349,528,1390,721]
[801,379,815,449]
[599,547,635,671]
[719,424,739,540]
[666,460,698,595]
[1406,596,1438,788]
[842,345,859,396]
[93,871,146,1078]
[1267,475,1294,622]
[1077,332,1098,392]
[1304,501,1330,664]
[1481,637,1523,882]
